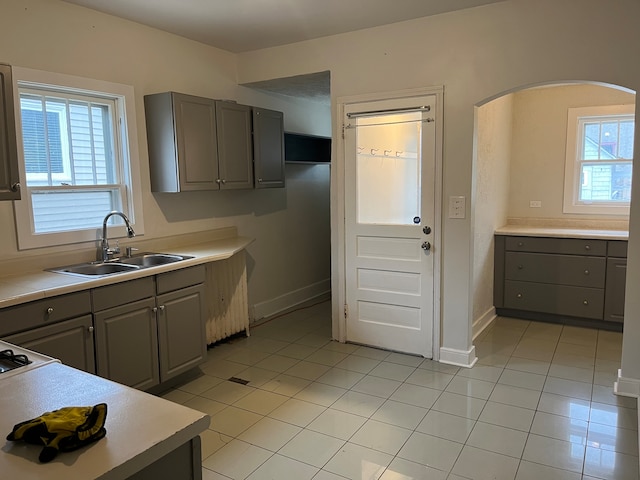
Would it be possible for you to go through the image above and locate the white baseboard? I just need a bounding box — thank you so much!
[251,279,331,322]
[614,369,640,398]
[473,307,496,341]
[439,345,478,368]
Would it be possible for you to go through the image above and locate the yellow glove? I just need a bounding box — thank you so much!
[7,403,107,463]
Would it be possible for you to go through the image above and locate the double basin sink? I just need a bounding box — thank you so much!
[49,253,194,277]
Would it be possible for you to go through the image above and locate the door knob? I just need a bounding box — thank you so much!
[421,241,431,251]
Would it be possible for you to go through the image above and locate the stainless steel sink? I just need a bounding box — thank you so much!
[119,253,191,267]
[50,262,140,277]
[48,253,194,277]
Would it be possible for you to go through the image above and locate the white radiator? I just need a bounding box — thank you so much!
[204,250,250,344]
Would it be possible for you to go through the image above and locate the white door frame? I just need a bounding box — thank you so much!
[331,86,444,360]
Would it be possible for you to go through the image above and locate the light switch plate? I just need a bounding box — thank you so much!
[449,196,465,219]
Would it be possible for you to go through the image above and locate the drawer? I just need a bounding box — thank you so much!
[504,280,604,319]
[0,291,92,337]
[505,236,606,256]
[92,277,155,312]
[156,265,205,294]
[505,252,605,288]
[607,240,628,258]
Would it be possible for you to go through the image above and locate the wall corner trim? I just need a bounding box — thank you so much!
[614,369,640,398]
[439,346,478,368]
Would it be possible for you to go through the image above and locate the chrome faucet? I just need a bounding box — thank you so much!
[101,211,135,261]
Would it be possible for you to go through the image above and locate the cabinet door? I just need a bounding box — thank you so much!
[0,63,20,201]
[253,107,285,188]
[4,314,95,373]
[145,92,219,192]
[157,284,206,382]
[604,258,627,323]
[216,101,253,189]
[94,298,159,390]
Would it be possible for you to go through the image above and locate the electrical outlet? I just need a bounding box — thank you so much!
[449,196,465,219]
[529,200,542,208]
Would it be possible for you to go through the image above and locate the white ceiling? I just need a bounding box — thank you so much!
[62,0,504,53]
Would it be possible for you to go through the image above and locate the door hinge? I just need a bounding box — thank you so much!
[341,125,345,139]
[344,304,348,319]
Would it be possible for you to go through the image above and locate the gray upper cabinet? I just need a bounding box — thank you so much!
[253,107,285,188]
[216,101,254,189]
[145,92,219,192]
[145,92,255,192]
[0,63,20,201]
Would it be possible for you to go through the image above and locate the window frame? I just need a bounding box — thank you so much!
[563,104,635,215]
[12,67,144,250]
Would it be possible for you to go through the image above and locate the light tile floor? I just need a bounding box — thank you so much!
[161,302,639,479]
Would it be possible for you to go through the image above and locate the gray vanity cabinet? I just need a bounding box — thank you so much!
[0,63,20,201]
[145,92,219,192]
[216,101,254,189]
[252,107,285,188]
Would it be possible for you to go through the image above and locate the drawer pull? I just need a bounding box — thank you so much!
[583,300,589,305]
[517,242,524,247]
[585,245,591,251]
[516,293,523,299]
[584,270,589,275]
[517,265,524,270]
[46,307,54,315]
[88,326,94,333]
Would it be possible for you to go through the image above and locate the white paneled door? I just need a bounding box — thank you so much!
[344,94,438,357]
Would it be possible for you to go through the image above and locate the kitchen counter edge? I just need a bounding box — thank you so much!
[0,236,254,309]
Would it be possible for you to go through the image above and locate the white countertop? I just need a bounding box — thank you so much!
[0,362,209,479]
[0,235,253,309]
[495,225,629,240]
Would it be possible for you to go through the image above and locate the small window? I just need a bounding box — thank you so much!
[563,104,634,215]
[13,68,144,249]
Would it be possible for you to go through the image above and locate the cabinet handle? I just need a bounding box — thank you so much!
[221,179,227,184]
[88,326,94,333]
[584,269,590,275]
[215,179,221,184]
[152,307,158,313]
[11,182,20,192]
[517,265,523,270]
[258,178,263,183]
[583,300,589,305]
[46,307,54,315]
[159,305,165,311]
[516,293,523,299]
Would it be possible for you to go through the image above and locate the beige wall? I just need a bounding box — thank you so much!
[509,84,634,222]
[236,0,640,376]
[472,94,513,331]
[0,0,331,320]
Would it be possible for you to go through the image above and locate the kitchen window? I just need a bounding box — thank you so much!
[12,68,144,249]
[563,104,634,215]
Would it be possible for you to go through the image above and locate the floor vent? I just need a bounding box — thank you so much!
[228,376,250,385]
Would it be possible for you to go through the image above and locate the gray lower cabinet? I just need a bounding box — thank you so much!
[4,314,95,373]
[604,254,627,323]
[93,267,206,390]
[253,107,285,188]
[0,63,20,201]
[94,297,159,390]
[495,235,627,325]
[0,291,93,371]
[157,284,206,382]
